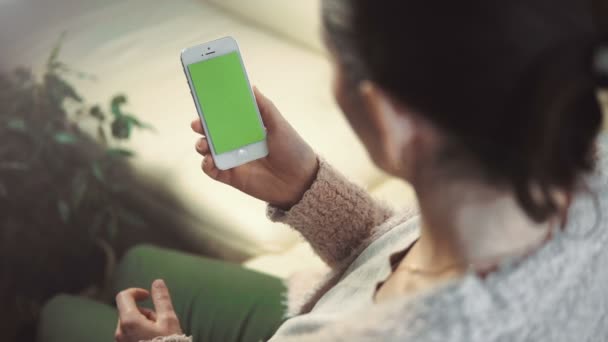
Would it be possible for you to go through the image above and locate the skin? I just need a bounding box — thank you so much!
[115,44,563,340]
[114,280,182,342]
[195,87,319,210]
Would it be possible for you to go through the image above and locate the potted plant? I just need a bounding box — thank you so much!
[0,35,154,340]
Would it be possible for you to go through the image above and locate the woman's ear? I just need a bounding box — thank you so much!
[359,81,414,175]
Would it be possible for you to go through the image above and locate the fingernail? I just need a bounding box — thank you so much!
[154,279,165,288]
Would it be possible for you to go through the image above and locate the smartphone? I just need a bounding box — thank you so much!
[181,36,268,170]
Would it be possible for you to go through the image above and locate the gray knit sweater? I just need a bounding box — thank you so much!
[154,135,608,342]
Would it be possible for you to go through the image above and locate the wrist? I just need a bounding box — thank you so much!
[274,156,320,211]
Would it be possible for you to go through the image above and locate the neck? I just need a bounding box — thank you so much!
[407,179,555,273]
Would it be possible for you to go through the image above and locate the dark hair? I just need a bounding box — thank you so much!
[323,0,607,222]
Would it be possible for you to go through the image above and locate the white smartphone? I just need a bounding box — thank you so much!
[181,36,268,170]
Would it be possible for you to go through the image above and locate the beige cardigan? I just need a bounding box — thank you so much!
[149,135,608,341]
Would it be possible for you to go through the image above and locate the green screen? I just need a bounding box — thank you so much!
[188,52,265,154]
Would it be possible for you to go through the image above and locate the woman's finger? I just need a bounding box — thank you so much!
[253,86,280,130]
[116,288,150,322]
[202,156,221,180]
[151,279,177,320]
[195,137,210,156]
[190,118,205,135]
[138,307,157,322]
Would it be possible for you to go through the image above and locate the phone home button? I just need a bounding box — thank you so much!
[237,149,248,159]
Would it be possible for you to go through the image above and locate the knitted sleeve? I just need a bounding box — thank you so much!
[142,334,192,342]
[267,158,394,268]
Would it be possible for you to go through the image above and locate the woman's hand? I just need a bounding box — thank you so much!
[115,279,183,342]
[191,87,319,209]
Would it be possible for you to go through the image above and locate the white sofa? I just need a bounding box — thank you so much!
[9,0,604,278]
[1,0,415,277]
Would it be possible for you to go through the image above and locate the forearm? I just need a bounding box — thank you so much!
[267,158,393,268]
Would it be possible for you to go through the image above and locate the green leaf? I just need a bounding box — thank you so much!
[57,200,70,223]
[90,105,105,121]
[44,73,83,103]
[106,147,134,158]
[50,61,69,72]
[124,115,142,126]
[116,207,146,228]
[71,172,88,209]
[111,116,131,139]
[7,119,26,131]
[124,114,155,131]
[110,94,128,117]
[54,132,77,144]
[47,32,67,69]
[91,162,104,182]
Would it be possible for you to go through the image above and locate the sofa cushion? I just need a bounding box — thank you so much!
[205,0,324,53]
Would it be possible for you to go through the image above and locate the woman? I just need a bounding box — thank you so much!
[39,0,608,341]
